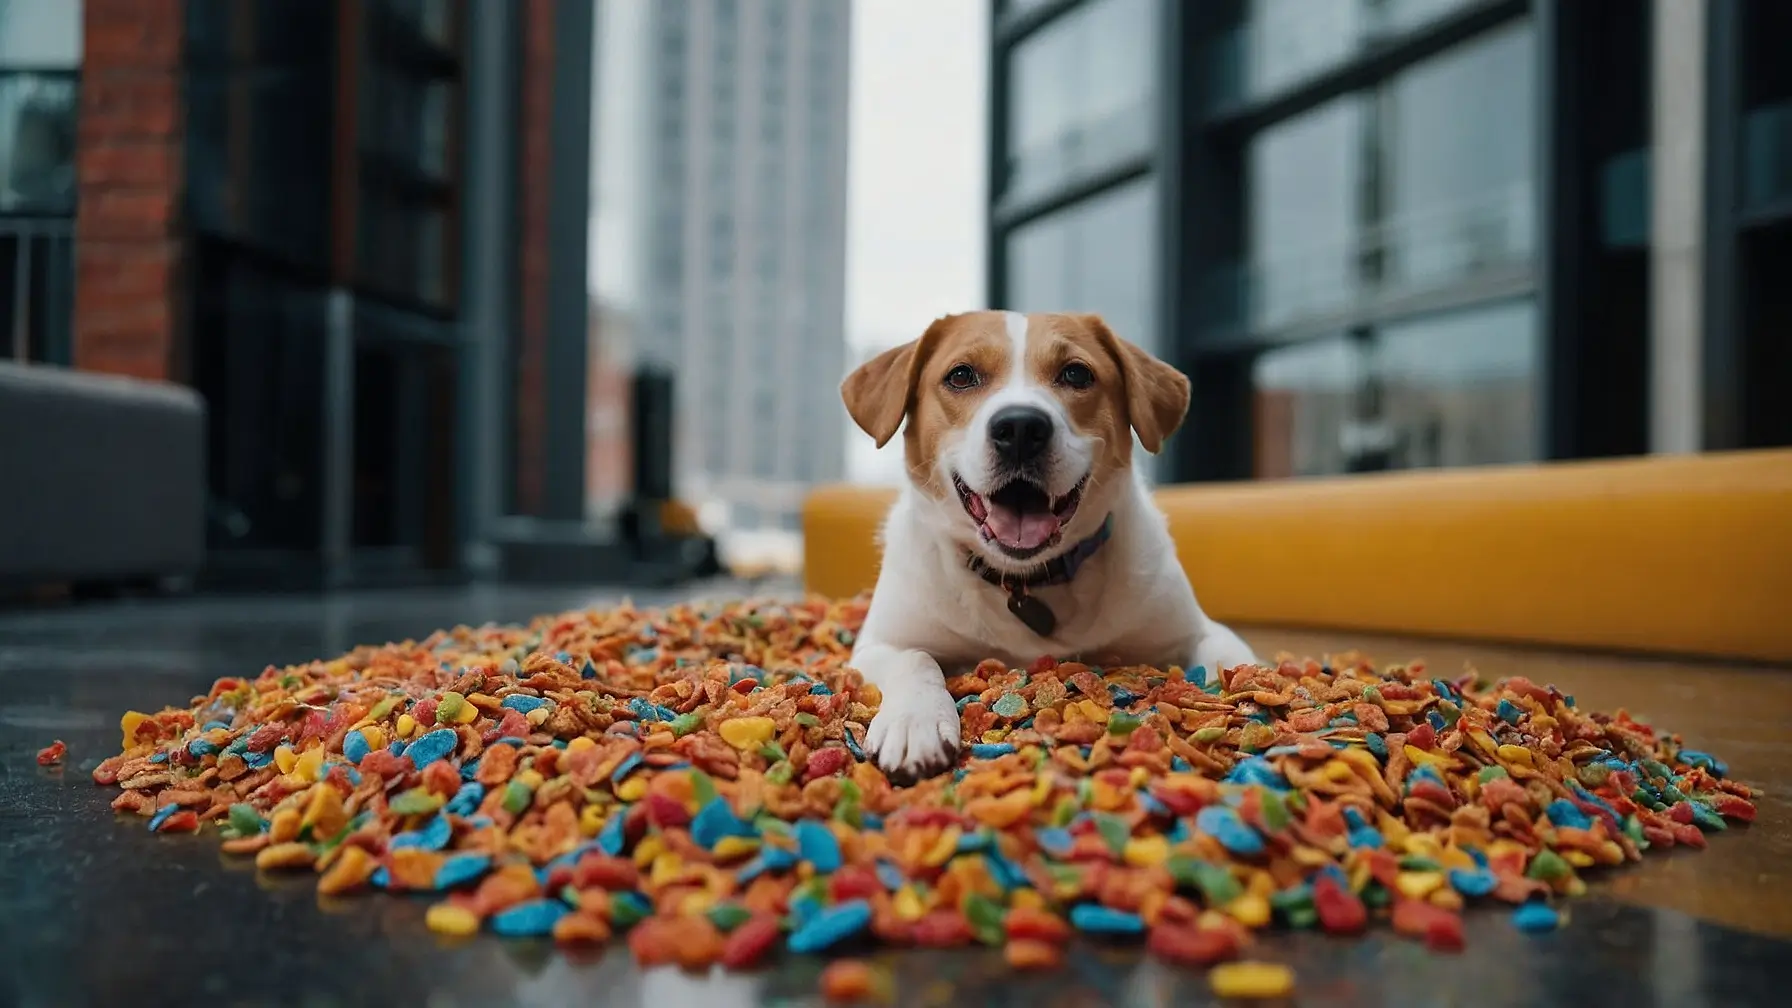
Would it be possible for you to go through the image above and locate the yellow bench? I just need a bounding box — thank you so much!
[802,450,1792,664]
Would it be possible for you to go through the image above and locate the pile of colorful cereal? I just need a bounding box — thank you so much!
[89,596,1755,990]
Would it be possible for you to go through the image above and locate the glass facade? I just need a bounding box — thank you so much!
[1247,97,1365,331]
[0,0,81,364]
[1005,176,1158,354]
[1005,0,1155,203]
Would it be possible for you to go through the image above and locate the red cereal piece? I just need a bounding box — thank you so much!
[828,864,882,903]
[36,740,67,766]
[157,809,200,833]
[572,853,639,891]
[803,746,849,782]
[1313,876,1367,934]
[1147,923,1240,966]
[720,913,782,969]
[1004,906,1071,944]
[911,910,975,948]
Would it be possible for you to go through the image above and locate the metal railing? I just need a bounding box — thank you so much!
[1,215,75,364]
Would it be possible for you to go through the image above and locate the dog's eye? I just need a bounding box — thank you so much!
[1057,362,1095,389]
[944,364,979,390]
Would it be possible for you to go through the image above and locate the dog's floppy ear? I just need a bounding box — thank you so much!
[1081,314,1190,454]
[840,319,945,448]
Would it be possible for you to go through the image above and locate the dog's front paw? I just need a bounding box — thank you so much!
[1193,622,1261,675]
[865,685,961,786]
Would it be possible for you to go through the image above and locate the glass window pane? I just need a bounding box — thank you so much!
[1247,96,1365,331]
[0,0,83,68]
[1382,20,1535,290]
[0,71,76,215]
[1374,297,1539,468]
[1244,0,1364,98]
[1006,176,1158,353]
[1007,0,1155,201]
[1382,0,1478,33]
[1251,336,1360,479]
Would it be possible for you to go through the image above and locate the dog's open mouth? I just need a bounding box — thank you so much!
[953,472,1086,557]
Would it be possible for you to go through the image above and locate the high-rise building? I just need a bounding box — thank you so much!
[988,0,1792,483]
[632,0,852,534]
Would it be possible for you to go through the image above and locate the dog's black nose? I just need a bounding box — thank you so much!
[989,405,1053,464]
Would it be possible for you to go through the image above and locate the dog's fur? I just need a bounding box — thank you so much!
[841,310,1259,782]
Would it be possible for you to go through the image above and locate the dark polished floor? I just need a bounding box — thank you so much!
[2,584,1788,1007]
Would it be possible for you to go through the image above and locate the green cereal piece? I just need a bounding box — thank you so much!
[992,693,1028,719]
[1526,849,1570,881]
[766,761,794,785]
[389,788,444,816]
[964,893,1006,945]
[759,740,787,763]
[1106,712,1142,737]
[689,770,718,807]
[1170,856,1242,905]
[795,713,820,728]
[501,778,533,815]
[670,712,703,737]
[228,803,264,836]
[366,696,399,722]
[1092,812,1130,856]
[1479,765,1510,783]
[1192,726,1226,744]
[1258,788,1291,832]
[707,903,753,932]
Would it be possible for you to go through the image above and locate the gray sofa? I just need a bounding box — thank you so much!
[0,361,205,588]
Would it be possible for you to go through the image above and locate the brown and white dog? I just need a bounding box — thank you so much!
[840,310,1259,783]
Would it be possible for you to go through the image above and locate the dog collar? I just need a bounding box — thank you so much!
[964,516,1113,638]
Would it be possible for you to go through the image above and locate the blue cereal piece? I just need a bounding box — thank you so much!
[580,658,600,679]
[955,831,992,853]
[490,899,570,937]
[342,729,371,765]
[434,853,493,890]
[992,692,1027,718]
[874,859,905,891]
[1545,799,1592,830]
[809,682,833,696]
[843,727,868,762]
[1223,755,1288,790]
[147,804,178,832]
[610,751,644,783]
[1497,698,1524,725]
[627,697,660,722]
[370,866,390,888]
[1449,868,1499,898]
[1171,756,1192,773]
[148,751,169,764]
[969,743,1015,759]
[1678,750,1728,777]
[598,809,629,856]
[691,796,753,849]
[404,729,459,769]
[500,694,551,715]
[446,781,486,817]
[1070,904,1145,934]
[787,899,872,953]
[795,819,842,872]
[1195,805,1264,857]
[1035,827,1074,859]
[1365,732,1388,759]
[786,893,824,930]
[242,751,272,769]
[1512,901,1560,933]
[187,738,219,758]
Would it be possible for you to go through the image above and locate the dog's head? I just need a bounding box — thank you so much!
[842,311,1189,571]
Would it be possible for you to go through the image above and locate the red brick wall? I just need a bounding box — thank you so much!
[73,0,186,382]
[511,0,555,515]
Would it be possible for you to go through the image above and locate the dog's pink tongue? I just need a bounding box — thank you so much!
[985,503,1059,550]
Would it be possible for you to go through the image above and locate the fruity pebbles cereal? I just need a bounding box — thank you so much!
[86,595,1755,987]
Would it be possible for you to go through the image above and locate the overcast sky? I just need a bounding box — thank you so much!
[843,0,988,481]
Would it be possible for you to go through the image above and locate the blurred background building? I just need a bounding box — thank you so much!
[989,0,1792,482]
[2,0,1788,595]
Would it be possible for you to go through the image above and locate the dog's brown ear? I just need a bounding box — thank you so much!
[840,320,945,448]
[1082,314,1190,454]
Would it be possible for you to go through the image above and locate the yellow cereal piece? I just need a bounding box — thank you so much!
[1077,699,1106,723]
[632,834,665,868]
[395,713,418,739]
[894,886,924,921]
[435,692,467,723]
[922,826,961,867]
[1196,910,1232,932]
[425,902,481,937]
[1224,892,1272,928]
[1029,772,1053,807]
[578,805,605,837]
[526,707,550,726]
[359,726,386,752]
[1467,729,1501,759]
[1009,888,1045,912]
[1563,850,1595,868]
[1210,962,1295,1000]
[1322,760,1356,784]
[301,784,348,839]
[255,841,316,871]
[616,776,648,802]
[980,728,1010,743]
[1429,887,1464,911]
[566,736,598,756]
[1497,744,1535,767]
[1128,767,1151,790]
[119,711,151,751]
[273,745,297,775]
[1124,835,1170,868]
[1403,834,1441,859]
[1395,871,1445,900]
[1404,745,1454,769]
[712,836,760,862]
[268,807,302,844]
[718,716,777,750]
[295,746,324,783]
[678,891,715,917]
[1437,846,1477,871]
[516,769,545,790]
[650,853,684,886]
